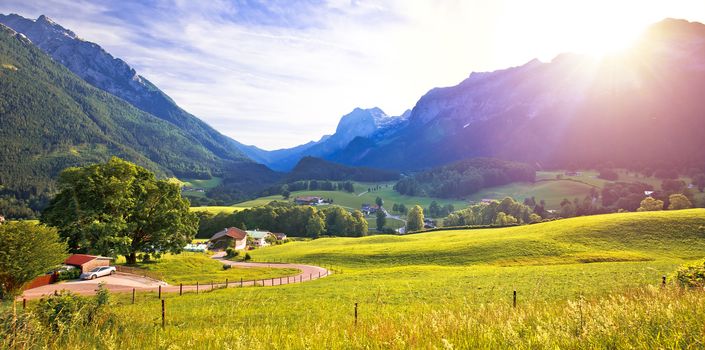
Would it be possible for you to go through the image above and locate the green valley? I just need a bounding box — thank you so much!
[9,209,705,349]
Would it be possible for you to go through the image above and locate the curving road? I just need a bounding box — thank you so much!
[21,254,330,300]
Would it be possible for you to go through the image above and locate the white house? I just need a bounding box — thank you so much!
[247,230,274,247]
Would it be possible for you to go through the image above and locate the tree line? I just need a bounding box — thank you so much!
[394,158,535,198]
[196,202,368,238]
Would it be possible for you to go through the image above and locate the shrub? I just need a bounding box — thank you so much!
[244,253,252,261]
[671,259,705,288]
[225,248,239,259]
[34,284,113,333]
[58,268,81,281]
[222,264,232,270]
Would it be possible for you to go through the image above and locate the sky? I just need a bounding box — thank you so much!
[2,0,705,150]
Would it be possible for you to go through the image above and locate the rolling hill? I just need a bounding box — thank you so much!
[21,209,705,348]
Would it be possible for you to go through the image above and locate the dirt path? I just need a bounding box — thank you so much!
[21,254,331,300]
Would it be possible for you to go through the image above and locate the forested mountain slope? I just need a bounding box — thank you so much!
[0,25,230,216]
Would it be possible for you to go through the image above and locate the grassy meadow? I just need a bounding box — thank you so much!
[11,209,705,349]
[118,252,300,285]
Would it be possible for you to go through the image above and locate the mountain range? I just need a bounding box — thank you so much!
[2,14,705,217]
[239,107,410,171]
[0,14,285,216]
[255,18,705,172]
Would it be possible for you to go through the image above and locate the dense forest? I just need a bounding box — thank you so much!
[394,158,535,198]
[287,157,399,182]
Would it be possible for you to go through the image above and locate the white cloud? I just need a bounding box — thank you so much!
[2,0,705,149]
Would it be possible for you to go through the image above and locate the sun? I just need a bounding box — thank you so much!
[571,19,646,58]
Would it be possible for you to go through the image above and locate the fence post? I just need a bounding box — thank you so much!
[161,299,165,329]
[272,277,274,286]
[226,279,229,288]
[513,290,517,308]
[319,271,321,279]
[280,277,282,285]
[22,298,26,310]
[158,285,162,299]
[211,281,214,290]
[132,288,135,304]
[299,275,302,283]
[179,283,183,296]
[662,275,666,287]
[354,302,358,326]
[196,281,199,294]
[240,277,243,287]
[309,273,312,281]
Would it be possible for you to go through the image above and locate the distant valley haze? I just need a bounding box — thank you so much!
[2,0,705,150]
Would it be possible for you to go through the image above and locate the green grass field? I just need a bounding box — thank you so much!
[15,209,705,349]
[233,181,468,212]
[189,206,249,214]
[120,252,299,285]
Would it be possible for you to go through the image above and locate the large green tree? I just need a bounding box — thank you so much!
[668,194,693,210]
[42,157,198,264]
[406,205,425,232]
[0,222,67,299]
[637,197,664,212]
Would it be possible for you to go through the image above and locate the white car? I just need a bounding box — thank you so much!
[80,266,116,280]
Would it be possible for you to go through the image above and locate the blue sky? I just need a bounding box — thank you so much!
[2,0,705,150]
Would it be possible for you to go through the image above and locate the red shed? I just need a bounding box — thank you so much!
[64,254,113,273]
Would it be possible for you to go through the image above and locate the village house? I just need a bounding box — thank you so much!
[295,196,323,205]
[64,254,113,273]
[644,190,655,197]
[209,227,247,250]
[272,232,287,241]
[361,204,380,215]
[247,230,274,247]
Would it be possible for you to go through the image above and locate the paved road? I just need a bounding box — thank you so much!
[21,254,331,300]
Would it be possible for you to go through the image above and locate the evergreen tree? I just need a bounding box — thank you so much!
[376,210,386,231]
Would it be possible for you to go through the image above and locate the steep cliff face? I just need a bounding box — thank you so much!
[239,107,408,171]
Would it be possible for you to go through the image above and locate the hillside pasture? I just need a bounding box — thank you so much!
[23,209,705,349]
[119,252,299,285]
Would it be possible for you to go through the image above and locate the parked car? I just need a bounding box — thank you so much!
[80,266,116,280]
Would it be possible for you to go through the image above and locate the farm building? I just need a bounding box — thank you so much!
[295,196,323,205]
[209,227,247,250]
[247,230,274,247]
[64,254,113,273]
[273,232,287,240]
[361,204,380,215]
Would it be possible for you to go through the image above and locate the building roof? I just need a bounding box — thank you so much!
[210,227,247,241]
[272,232,287,239]
[64,254,111,266]
[296,196,321,201]
[247,230,272,239]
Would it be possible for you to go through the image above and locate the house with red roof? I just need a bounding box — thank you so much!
[209,227,248,250]
[64,254,113,273]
